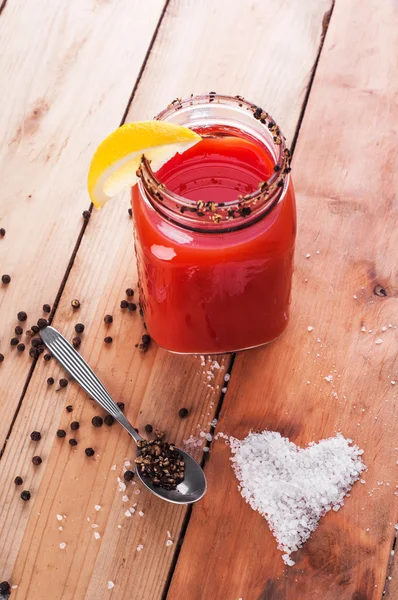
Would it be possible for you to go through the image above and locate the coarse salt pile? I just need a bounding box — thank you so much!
[229,431,365,566]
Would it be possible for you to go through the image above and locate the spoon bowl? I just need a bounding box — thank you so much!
[40,326,207,505]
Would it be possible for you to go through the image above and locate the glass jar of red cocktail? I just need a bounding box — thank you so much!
[131,94,296,354]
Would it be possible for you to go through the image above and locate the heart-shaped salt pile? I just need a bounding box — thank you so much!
[229,431,365,566]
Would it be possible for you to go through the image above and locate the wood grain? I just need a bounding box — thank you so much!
[168,0,398,599]
[0,0,331,598]
[0,0,165,445]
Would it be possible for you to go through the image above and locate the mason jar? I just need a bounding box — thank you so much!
[131,94,296,354]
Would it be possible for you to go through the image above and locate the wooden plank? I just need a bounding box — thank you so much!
[168,0,398,599]
[0,0,165,445]
[0,0,331,598]
[385,536,398,598]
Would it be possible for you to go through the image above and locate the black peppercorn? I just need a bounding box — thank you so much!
[128,302,137,312]
[145,424,153,433]
[126,288,134,297]
[142,334,151,345]
[82,210,91,220]
[120,300,128,309]
[56,429,66,438]
[85,447,95,457]
[42,304,51,313]
[0,582,11,596]
[117,402,125,411]
[1,274,11,284]
[92,416,103,427]
[72,336,81,349]
[178,408,189,419]
[15,325,23,335]
[10,337,19,346]
[104,336,113,344]
[17,311,27,322]
[29,348,39,358]
[139,343,148,352]
[66,405,73,413]
[69,439,78,446]
[104,314,113,324]
[31,338,41,348]
[0,228,5,237]
[14,476,23,486]
[123,470,134,482]
[71,299,80,309]
[17,343,25,352]
[47,377,55,385]
[32,455,42,465]
[0,353,4,362]
[43,353,51,361]
[70,421,79,431]
[20,490,31,501]
[37,318,48,329]
[75,323,84,333]
[128,207,132,218]
[104,414,114,426]
[59,378,68,388]
[30,431,41,441]
[31,325,39,334]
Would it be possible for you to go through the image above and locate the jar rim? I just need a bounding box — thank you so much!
[138,94,291,232]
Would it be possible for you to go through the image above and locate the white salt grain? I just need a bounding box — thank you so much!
[92,524,99,529]
[138,510,144,517]
[125,510,132,517]
[165,540,173,547]
[122,495,129,502]
[58,526,63,531]
[107,581,115,590]
[56,514,63,521]
[59,542,66,550]
[94,505,101,512]
[221,387,227,393]
[375,339,383,345]
[324,375,333,382]
[229,431,365,565]
[167,530,172,538]
[305,253,311,258]
[110,465,116,471]
[136,544,144,552]
[307,326,313,332]
[94,532,101,540]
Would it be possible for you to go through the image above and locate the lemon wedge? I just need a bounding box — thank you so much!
[88,121,201,208]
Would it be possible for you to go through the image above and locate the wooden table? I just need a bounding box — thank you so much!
[0,0,397,598]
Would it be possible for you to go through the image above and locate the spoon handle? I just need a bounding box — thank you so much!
[40,326,142,443]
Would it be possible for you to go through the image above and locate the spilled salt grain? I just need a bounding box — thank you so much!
[137,544,144,552]
[94,532,101,540]
[324,375,333,382]
[138,511,144,517]
[122,495,129,502]
[224,374,230,382]
[165,540,173,547]
[307,326,313,332]
[203,447,210,453]
[375,339,383,345]
[107,581,115,590]
[229,431,365,565]
[110,465,116,471]
[305,253,311,258]
[58,526,63,531]
[56,514,63,521]
[59,542,66,550]
[92,524,99,529]
[125,510,131,517]
[221,387,227,393]
[167,530,172,538]
[94,505,101,511]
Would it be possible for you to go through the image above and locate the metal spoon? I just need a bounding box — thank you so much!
[40,326,207,504]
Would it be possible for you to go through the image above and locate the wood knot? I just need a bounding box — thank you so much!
[373,284,387,297]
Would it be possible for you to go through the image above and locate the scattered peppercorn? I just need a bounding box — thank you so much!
[142,334,151,345]
[17,343,25,352]
[15,325,23,335]
[43,353,51,361]
[10,337,19,346]
[120,300,128,309]
[31,338,41,348]
[37,318,48,329]
[178,408,189,419]
[145,424,153,433]
[0,354,4,363]
[30,431,41,441]
[31,325,39,334]
[20,490,31,501]
[75,323,84,333]
[71,298,80,309]
[0,228,5,237]
[126,288,134,297]
[29,348,39,358]
[128,302,137,312]
[69,439,78,446]
[82,210,91,220]
[1,274,11,284]
[17,311,27,322]
[72,336,81,349]
[14,476,23,486]
[59,378,68,388]
[70,421,79,431]
[117,402,125,411]
[0,582,11,596]
[128,207,132,218]
[85,448,95,457]
[42,304,51,313]
[56,429,66,438]
[123,470,134,482]
[37,345,44,354]
[139,343,147,352]
[139,307,143,316]
[104,314,113,324]
[47,377,55,385]
[104,336,113,344]
[66,405,73,413]
[32,456,42,466]
[104,414,114,426]
[92,416,103,428]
